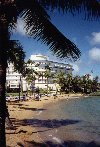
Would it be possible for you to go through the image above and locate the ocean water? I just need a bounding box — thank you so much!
[34,96,100,146]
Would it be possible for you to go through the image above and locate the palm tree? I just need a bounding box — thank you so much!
[44,65,52,96]
[0,40,25,146]
[72,75,82,93]
[25,68,37,95]
[7,40,26,74]
[1,1,100,146]
[81,74,91,93]
[37,71,43,85]
[7,40,26,100]
[66,74,73,93]
[27,59,35,65]
[92,76,99,92]
[54,71,66,93]
[25,59,42,95]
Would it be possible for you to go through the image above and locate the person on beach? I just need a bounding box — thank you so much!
[23,94,26,101]
[35,93,40,101]
[35,87,41,101]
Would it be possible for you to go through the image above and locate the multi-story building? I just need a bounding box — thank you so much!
[6,54,73,91]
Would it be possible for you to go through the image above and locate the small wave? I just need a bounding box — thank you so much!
[36,111,43,115]
[52,137,62,143]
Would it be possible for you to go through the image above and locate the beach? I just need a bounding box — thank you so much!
[6,94,82,146]
[6,94,100,147]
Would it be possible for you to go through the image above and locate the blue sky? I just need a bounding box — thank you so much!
[11,11,100,79]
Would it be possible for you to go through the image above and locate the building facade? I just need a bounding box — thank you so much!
[6,54,73,91]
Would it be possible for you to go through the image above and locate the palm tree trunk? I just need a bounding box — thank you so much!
[47,77,48,96]
[0,22,9,146]
[0,59,6,147]
[32,76,35,96]
[42,73,43,83]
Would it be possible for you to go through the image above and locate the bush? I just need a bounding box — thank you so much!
[39,88,48,94]
[89,92,100,96]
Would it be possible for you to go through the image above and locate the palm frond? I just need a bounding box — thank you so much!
[39,0,100,20]
[0,1,18,29]
[16,0,50,19]
[17,0,81,61]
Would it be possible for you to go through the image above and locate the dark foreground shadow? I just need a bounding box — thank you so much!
[12,118,80,128]
[17,140,100,147]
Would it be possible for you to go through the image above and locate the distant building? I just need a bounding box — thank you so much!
[6,54,73,91]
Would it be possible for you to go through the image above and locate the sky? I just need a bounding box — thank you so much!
[11,9,100,79]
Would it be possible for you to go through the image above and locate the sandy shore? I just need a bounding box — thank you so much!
[6,93,85,146]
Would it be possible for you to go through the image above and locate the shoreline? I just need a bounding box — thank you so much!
[6,93,89,146]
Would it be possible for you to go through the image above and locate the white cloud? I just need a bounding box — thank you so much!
[13,18,26,35]
[72,64,79,73]
[89,47,100,62]
[90,32,100,45]
[17,19,26,35]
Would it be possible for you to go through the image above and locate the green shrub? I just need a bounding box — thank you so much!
[6,92,23,96]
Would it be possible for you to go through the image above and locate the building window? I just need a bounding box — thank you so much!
[11,85,16,87]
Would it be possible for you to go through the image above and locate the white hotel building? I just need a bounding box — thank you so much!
[6,54,73,91]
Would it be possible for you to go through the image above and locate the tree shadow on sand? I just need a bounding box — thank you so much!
[6,118,81,135]
[19,107,46,111]
[17,140,100,147]
[8,102,24,106]
[12,118,80,128]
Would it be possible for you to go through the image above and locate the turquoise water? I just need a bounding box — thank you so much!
[51,96,100,122]
[35,96,100,146]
